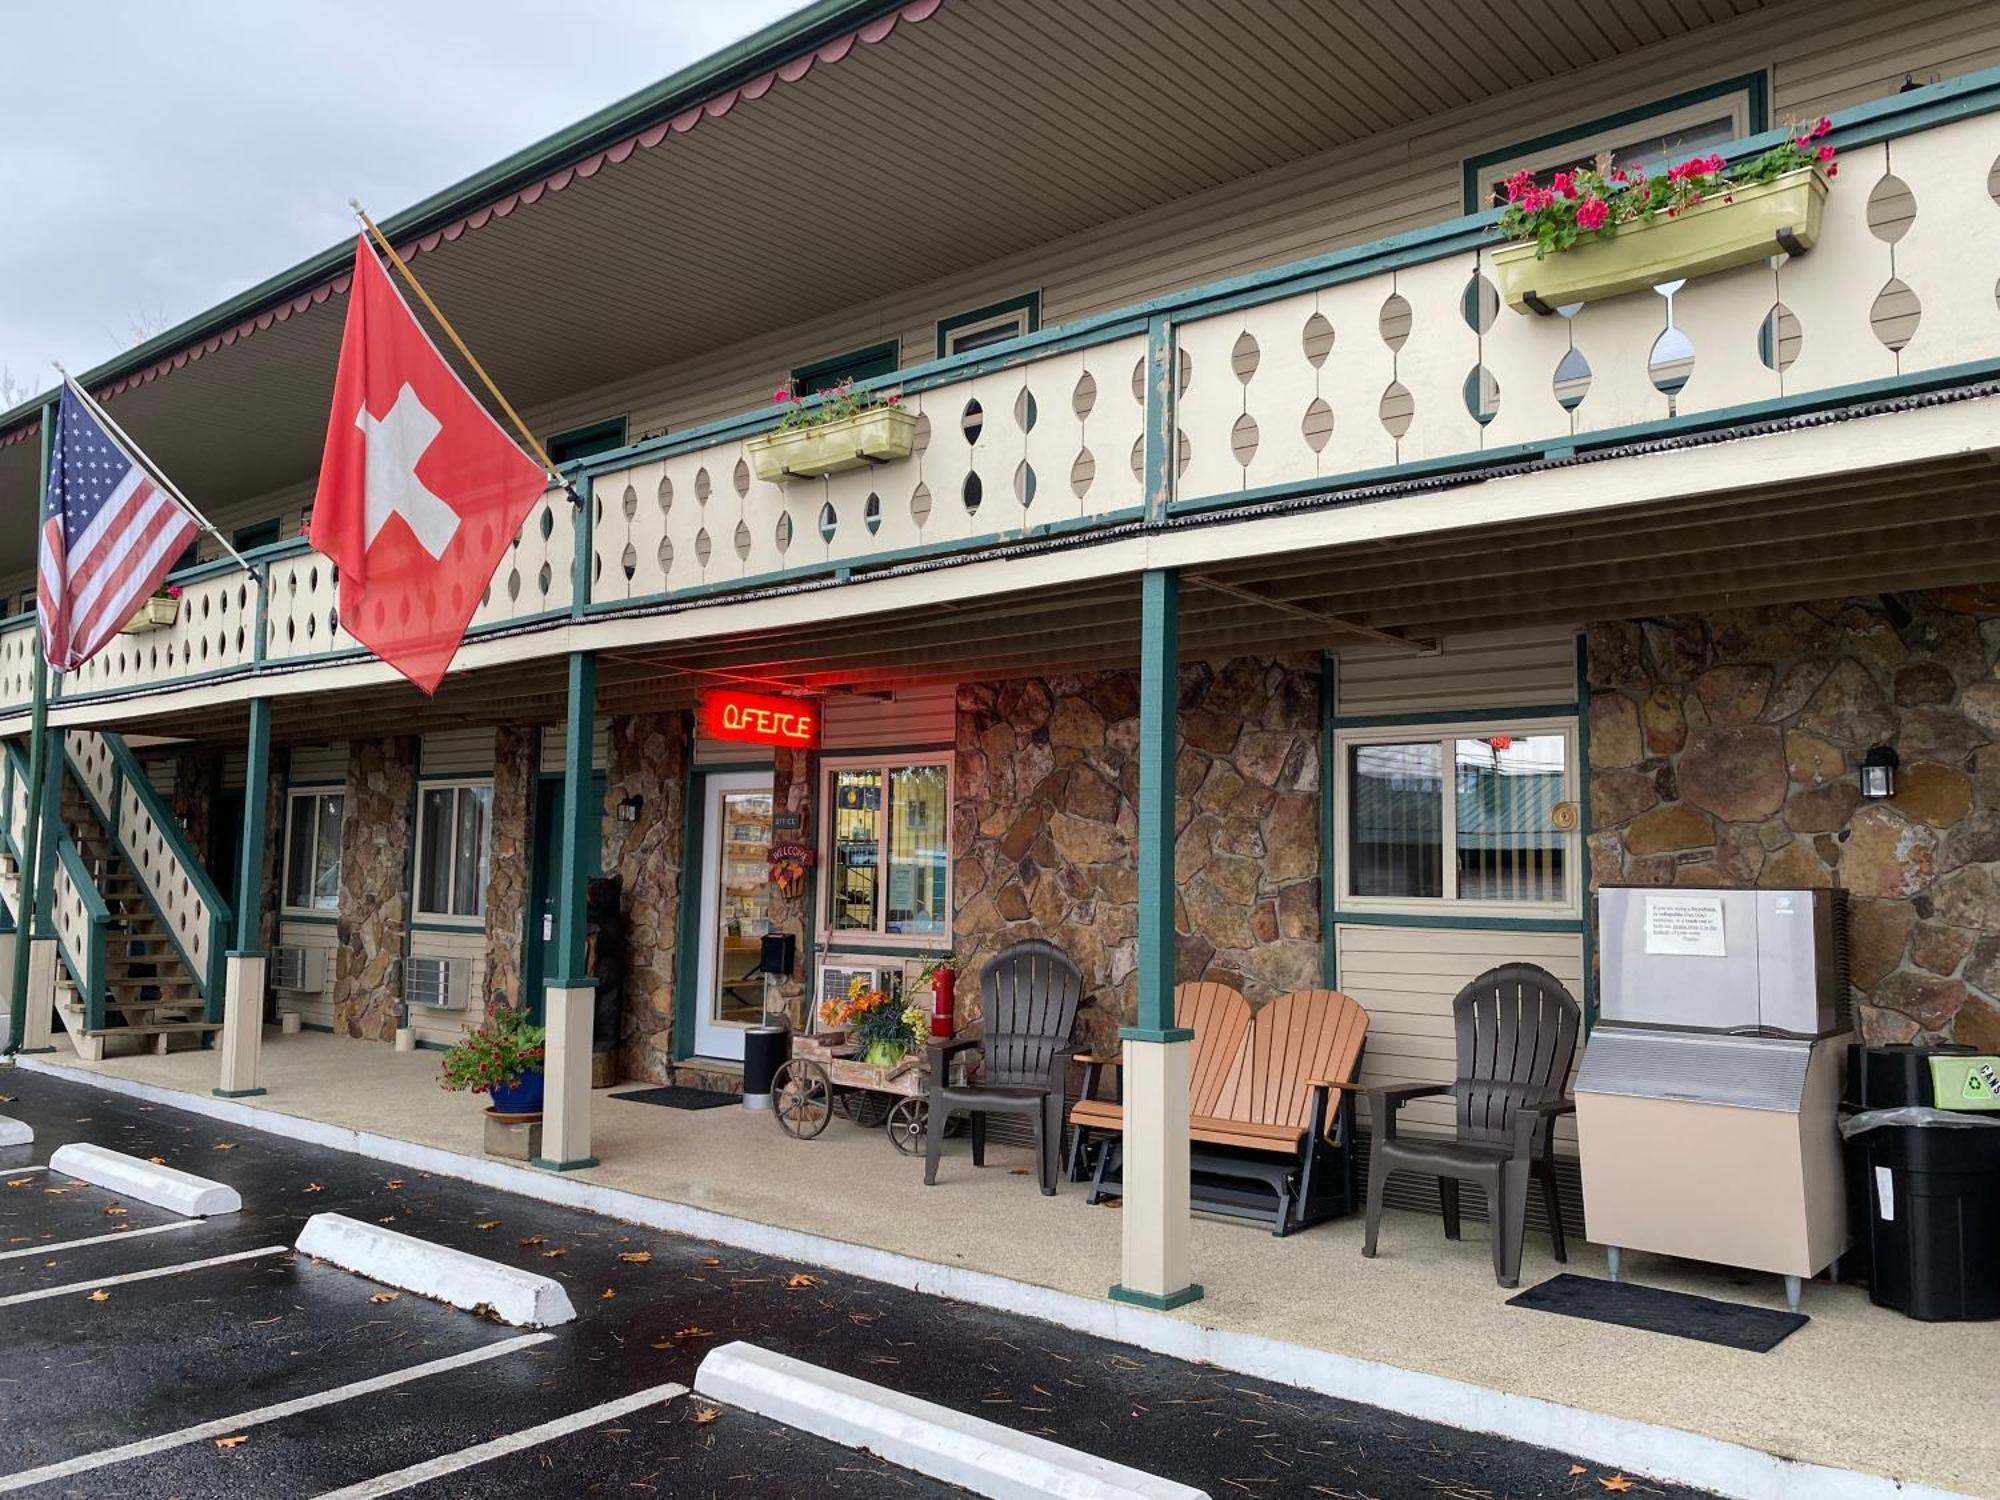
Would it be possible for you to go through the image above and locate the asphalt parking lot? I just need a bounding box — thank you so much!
[0,1067,1705,1499]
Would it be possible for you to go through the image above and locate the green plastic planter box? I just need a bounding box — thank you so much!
[748,406,918,482]
[1493,166,1828,314]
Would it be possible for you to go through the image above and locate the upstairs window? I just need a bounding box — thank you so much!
[937,293,1041,358]
[790,340,899,396]
[546,416,628,468]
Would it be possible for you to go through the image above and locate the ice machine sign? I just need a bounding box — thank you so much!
[1642,893,1727,957]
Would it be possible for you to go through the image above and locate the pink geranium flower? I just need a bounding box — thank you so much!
[1575,197,1609,231]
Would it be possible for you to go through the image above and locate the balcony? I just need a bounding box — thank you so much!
[8,73,2000,722]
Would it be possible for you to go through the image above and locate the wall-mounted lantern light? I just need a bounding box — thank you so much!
[618,794,643,823]
[1860,745,1899,801]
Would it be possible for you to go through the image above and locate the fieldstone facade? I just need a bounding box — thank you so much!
[601,711,690,1082]
[954,658,1320,1057]
[1587,591,2000,1050]
[482,725,537,1013]
[332,735,416,1041]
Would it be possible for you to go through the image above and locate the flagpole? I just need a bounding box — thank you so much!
[347,201,569,490]
[51,366,259,582]
[6,399,56,1055]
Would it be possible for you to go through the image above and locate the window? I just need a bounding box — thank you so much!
[936,293,1042,358]
[233,518,282,552]
[416,782,492,920]
[546,416,628,467]
[823,756,951,942]
[1339,723,1575,912]
[790,340,898,395]
[282,790,345,913]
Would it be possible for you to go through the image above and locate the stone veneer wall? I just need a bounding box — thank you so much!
[332,735,416,1041]
[1587,592,2000,1050]
[954,659,1320,1056]
[601,711,690,1082]
[482,726,537,1014]
[170,746,218,872]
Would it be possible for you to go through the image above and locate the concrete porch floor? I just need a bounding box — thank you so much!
[17,1030,1996,1499]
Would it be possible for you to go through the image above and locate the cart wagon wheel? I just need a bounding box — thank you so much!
[885,1096,929,1154]
[772,1059,833,1140]
[840,1090,891,1128]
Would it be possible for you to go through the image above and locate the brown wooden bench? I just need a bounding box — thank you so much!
[1069,985,1370,1235]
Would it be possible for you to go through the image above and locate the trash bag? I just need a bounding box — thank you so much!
[1840,1106,2000,1138]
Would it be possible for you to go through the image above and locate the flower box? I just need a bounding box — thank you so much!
[119,596,180,634]
[1494,166,1828,315]
[748,406,917,482]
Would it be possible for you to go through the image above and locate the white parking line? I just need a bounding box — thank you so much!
[311,1382,689,1499]
[0,1244,287,1309]
[1,1165,48,1175]
[0,1218,199,1261]
[0,1331,553,1493]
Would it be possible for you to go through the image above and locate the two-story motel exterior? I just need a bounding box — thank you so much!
[6,0,2000,1312]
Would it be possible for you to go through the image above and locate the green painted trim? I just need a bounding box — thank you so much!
[790,338,900,394]
[415,1038,452,1053]
[546,416,628,467]
[212,1087,267,1099]
[1142,316,1174,520]
[410,919,486,934]
[252,561,270,666]
[935,291,1042,359]
[277,912,340,926]
[300,1021,336,1034]
[1319,653,1337,990]
[1109,1282,1204,1311]
[1117,1026,1195,1044]
[1460,71,1770,214]
[417,770,497,783]
[1331,909,1585,934]
[1334,703,1577,730]
[224,948,268,961]
[1135,570,1178,1034]
[235,700,272,962]
[0,0,912,438]
[572,473,594,616]
[52,833,111,1028]
[12,1046,54,1055]
[554,652,597,980]
[531,1155,600,1172]
[1575,633,1598,1032]
[820,940,953,959]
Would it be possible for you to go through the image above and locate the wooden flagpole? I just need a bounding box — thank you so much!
[51,366,258,581]
[348,202,569,490]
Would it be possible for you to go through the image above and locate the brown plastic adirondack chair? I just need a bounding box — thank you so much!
[1360,962,1580,1287]
[922,938,1084,1195]
[1075,987,1370,1235]
[1066,982,1252,1183]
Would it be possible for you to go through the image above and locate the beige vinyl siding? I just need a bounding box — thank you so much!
[421,728,496,778]
[821,684,956,751]
[694,738,772,767]
[1336,629,1578,719]
[272,919,339,1031]
[1336,922,1584,1151]
[290,743,348,784]
[405,928,488,1047]
[537,719,610,775]
[135,753,175,805]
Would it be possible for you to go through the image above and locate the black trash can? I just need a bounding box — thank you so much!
[1843,1044,2000,1322]
[742,1025,790,1112]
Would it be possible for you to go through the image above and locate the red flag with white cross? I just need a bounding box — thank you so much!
[309,236,549,694]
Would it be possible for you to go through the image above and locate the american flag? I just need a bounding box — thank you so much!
[38,386,199,671]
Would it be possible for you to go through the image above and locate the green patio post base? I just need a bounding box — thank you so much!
[530,1156,600,1173]
[213,1087,267,1099]
[1109,1283,1205,1311]
[12,1046,54,1055]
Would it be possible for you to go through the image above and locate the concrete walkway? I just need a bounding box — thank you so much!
[17,1031,1997,1499]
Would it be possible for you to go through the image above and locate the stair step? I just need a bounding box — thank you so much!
[81,1021,219,1038]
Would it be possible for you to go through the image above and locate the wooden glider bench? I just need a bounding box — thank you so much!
[1067,984,1369,1236]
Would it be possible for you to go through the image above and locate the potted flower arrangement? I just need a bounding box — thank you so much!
[120,582,182,634]
[747,378,917,482]
[440,1002,547,1117]
[819,975,928,1069]
[1491,117,1837,314]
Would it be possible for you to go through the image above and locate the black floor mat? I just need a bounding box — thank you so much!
[1507,1272,1808,1351]
[612,1085,740,1111]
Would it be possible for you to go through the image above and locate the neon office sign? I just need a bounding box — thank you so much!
[700,688,819,749]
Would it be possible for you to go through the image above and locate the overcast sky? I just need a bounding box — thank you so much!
[0,0,804,401]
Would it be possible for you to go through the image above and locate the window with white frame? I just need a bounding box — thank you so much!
[1338,722,1577,914]
[936,292,1041,358]
[822,756,951,943]
[415,782,493,921]
[281,789,345,913]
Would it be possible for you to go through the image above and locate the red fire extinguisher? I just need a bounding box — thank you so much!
[929,963,956,1040]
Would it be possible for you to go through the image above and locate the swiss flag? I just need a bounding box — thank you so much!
[309,237,549,694]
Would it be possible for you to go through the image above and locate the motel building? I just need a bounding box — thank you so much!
[4,4,2000,1494]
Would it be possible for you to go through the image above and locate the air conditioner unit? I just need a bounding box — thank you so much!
[405,954,470,1011]
[269,945,327,993]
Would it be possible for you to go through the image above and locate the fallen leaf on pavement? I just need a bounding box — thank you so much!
[541,1247,566,1260]
[6,1178,34,1189]
[212,1142,238,1152]
[650,1341,674,1351]
[1600,1478,1634,1494]
[1569,1465,1587,1477]
[600,1288,616,1300]
[213,1436,249,1449]
[384,1180,403,1191]
[87,1290,110,1303]
[103,1206,128,1217]
[519,1235,547,1247]
[701,1256,720,1267]
[676,1326,713,1338]
[692,1407,719,1426]
[148,1156,167,1165]
[370,1292,401,1304]
[476,1221,501,1231]
[0,1093,14,1102]
[304,1183,323,1194]
[617,1250,653,1264]
[786,1274,818,1289]
[377,1216,398,1225]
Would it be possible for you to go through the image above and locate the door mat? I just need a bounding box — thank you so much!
[613,1086,741,1111]
[1507,1273,1808,1352]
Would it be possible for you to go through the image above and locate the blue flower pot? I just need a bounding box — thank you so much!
[488,1070,544,1116]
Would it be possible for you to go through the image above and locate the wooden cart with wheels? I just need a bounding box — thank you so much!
[772,1034,963,1154]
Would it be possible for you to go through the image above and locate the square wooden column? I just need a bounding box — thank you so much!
[217,698,270,1098]
[535,651,599,1171]
[1111,569,1201,1311]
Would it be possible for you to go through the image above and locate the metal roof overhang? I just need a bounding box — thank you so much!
[0,0,1778,574]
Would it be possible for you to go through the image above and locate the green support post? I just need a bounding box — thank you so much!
[535,649,599,1171]
[235,699,271,953]
[1125,569,1188,1044]
[553,650,596,985]
[6,399,56,1055]
[215,697,271,1098]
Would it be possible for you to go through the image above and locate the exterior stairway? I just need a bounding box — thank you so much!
[54,764,220,1058]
